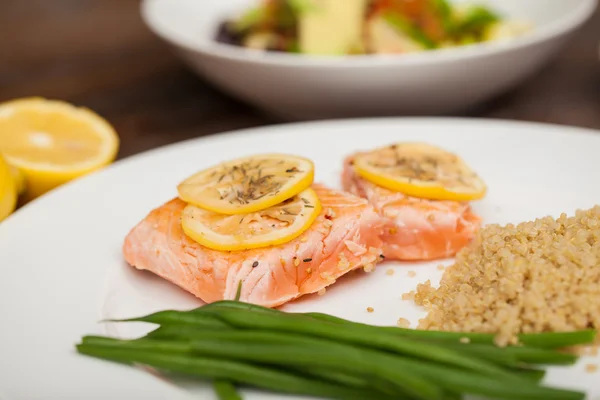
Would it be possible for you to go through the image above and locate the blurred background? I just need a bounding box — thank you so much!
[2,0,599,161]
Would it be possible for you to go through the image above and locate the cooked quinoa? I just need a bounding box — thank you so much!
[585,364,598,373]
[397,318,410,328]
[413,206,600,346]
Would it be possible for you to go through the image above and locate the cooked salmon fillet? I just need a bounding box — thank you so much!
[342,155,481,261]
[123,184,385,308]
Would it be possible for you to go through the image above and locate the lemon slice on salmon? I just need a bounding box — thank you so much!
[181,188,322,251]
[353,143,487,201]
[178,154,315,215]
[0,97,119,201]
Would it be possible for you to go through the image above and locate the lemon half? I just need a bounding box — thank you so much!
[0,97,119,201]
[181,188,322,251]
[0,155,17,222]
[178,154,315,215]
[353,142,487,201]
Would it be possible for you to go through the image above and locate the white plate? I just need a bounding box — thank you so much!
[1,118,599,400]
[140,0,596,119]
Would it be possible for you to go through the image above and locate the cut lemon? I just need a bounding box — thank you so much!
[178,154,315,215]
[9,165,26,195]
[353,142,487,201]
[181,187,322,251]
[0,154,17,222]
[0,97,119,201]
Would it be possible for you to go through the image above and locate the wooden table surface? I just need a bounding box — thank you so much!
[3,0,600,160]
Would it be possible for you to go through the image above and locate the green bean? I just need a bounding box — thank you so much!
[300,312,596,349]
[144,323,374,392]
[382,328,596,349]
[145,325,233,340]
[81,336,408,397]
[213,380,242,400]
[147,324,547,386]
[294,367,371,389]
[141,328,438,399]
[82,335,190,352]
[442,393,462,400]
[440,342,577,367]
[77,301,591,400]
[187,337,583,400]
[292,365,410,399]
[106,310,229,329]
[204,318,541,394]
[303,312,348,324]
[444,343,577,366]
[514,368,547,382]
[399,359,584,400]
[198,301,281,315]
[517,331,597,349]
[189,337,438,399]
[440,342,518,367]
[198,301,596,349]
[76,340,395,400]
[147,326,403,396]
[198,308,526,382]
[143,325,457,398]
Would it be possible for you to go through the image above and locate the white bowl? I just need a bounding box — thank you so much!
[141,0,597,120]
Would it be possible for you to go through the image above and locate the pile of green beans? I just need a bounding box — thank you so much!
[76,300,595,400]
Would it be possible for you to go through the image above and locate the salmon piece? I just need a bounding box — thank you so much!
[342,155,482,261]
[123,184,385,308]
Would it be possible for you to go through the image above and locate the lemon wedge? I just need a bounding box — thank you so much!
[181,188,322,251]
[0,97,119,201]
[0,154,18,222]
[353,142,487,201]
[178,154,315,215]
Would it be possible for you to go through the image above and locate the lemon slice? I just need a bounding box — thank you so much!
[0,97,119,201]
[353,142,487,201]
[181,188,322,251]
[178,154,315,215]
[0,154,18,222]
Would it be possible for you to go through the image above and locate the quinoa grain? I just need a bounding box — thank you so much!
[397,318,410,328]
[402,291,415,301]
[414,206,600,346]
[585,364,598,373]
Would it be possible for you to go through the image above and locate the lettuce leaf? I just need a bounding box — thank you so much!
[231,7,267,33]
[455,5,500,35]
[382,12,437,49]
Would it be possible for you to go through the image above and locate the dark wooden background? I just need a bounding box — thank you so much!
[2,0,600,160]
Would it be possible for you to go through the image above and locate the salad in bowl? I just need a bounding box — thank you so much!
[216,0,532,56]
